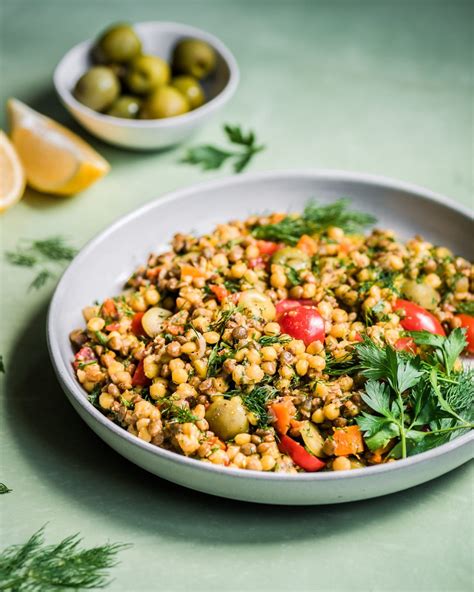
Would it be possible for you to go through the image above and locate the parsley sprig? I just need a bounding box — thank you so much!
[181,124,265,173]
[355,331,473,459]
[5,237,77,290]
[252,199,376,244]
[0,526,130,591]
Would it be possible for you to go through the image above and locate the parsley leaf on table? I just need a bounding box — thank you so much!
[181,124,265,173]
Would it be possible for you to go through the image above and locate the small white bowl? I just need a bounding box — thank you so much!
[53,21,239,150]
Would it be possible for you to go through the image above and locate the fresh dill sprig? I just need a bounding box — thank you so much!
[0,483,12,494]
[258,334,291,346]
[0,525,130,591]
[159,400,198,424]
[227,385,278,428]
[252,199,376,245]
[5,237,77,291]
[87,385,102,409]
[181,124,265,173]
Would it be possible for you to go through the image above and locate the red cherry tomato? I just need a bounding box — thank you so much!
[209,284,229,302]
[256,240,281,256]
[275,299,316,320]
[278,435,325,472]
[278,305,325,346]
[395,299,445,336]
[394,336,417,354]
[131,312,146,337]
[456,314,474,353]
[132,359,150,387]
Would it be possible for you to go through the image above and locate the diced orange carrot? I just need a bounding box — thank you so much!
[180,264,206,279]
[296,234,317,256]
[270,399,296,435]
[333,425,364,456]
[102,298,118,319]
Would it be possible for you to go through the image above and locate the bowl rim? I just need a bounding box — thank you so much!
[53,20,240,128]
[47,169,474,484]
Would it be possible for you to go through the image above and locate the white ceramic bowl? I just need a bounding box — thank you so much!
[53,22,239,150]
[47,170,473,505]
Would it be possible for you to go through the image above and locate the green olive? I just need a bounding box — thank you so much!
[171,75,205,109]
[402,280,440,311]
[205,397,249,441]
[106,95,142,118]
[239,290,276,321]
[139,86,189,119]
[271,247,311,271]
[126,55,170,95]
[73,66,120,111]
[93,23,142,64]
[171,38,217,79]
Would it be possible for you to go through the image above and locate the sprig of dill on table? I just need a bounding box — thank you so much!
[0,525,130,591]
[5,237,77,291]
[252,199,376,245]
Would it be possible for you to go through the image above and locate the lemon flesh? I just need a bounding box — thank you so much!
[7,98,110,196]
[0,129,26,213]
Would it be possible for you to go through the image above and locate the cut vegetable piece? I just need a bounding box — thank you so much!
[333,425,364,456]
[300,421,326,457]
[7,99,109,195]
[0,130,25,212]
[141,307,172,338]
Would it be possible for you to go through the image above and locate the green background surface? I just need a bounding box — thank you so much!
[1,1,473,591]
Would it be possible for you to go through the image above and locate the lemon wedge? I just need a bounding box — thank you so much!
[7,98,110,195]
[0,129,26,213]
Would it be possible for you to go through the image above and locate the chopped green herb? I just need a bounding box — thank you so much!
[252,199,376,245]
[227,385,278,428]
[159,401,198,424]
[181,124,265,173]
[285,265,302,287]
[455,301,474,315]
[94,331,109,347]
[87,386,102,409]
[258,334,291,346]
[0,525,130,591]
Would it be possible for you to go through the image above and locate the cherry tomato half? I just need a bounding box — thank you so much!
[394,336,417,354]
[278,305,325,346]
[395,299,445,336]
[131,312,146,337]
[275,299,316,320]
[456,314,474,353]
[256,240,281,256]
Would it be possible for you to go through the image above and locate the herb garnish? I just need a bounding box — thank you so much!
[159,401,198,424]
[0,526,130,591]
[355,332,473,458]
[0,356,4,374]
[455,301,474,315]
[0,483,12,494]
[258,334,291,347]
[227,385,278,428]
[5,237,77,290]
[252,199,376,245]
[181,124,265,173]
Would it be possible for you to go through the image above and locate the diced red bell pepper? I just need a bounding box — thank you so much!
[105,322,121,332]
[270,400,294,435]
[278,434,325,472]
[210,284,229,302]
[132,359,150,387]
[131,312,146,337]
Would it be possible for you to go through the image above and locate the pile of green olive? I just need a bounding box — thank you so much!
[73,23,217,119]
